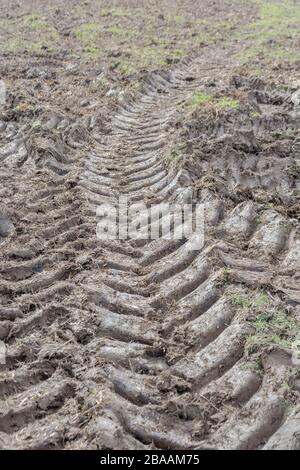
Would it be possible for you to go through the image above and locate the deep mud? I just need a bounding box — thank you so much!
[0,0,300,450]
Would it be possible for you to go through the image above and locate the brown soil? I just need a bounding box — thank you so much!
[0,0,300,450]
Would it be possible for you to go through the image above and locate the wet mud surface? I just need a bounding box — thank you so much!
[0,0,300,450]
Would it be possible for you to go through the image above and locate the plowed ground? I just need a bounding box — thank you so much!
[0,0,300,450]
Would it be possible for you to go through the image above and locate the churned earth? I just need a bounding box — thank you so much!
[0,0,300,450]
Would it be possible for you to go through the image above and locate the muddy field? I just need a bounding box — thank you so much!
[0,0,300,450]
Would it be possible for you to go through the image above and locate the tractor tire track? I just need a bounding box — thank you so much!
[0,55,299,450]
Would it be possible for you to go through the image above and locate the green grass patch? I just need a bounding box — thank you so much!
[228,291,271,309]
[106,25,131,35]
[248,0,300,41]
[228,290,300,355]
[186,92,239,111]
[26,13,41,22]
[166,14,184,23]
[170,48,185,58]
[217,97,240,110]
[237,0,300,63]
[24,13,48,30]
[100,8,129,17]
[114,62,136,76]
[2,13,59,52]
[163,144,186,168]
[75,23,101,46]
[188,92,211,109]
[246,309,300,355]
[85,46,99,56]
